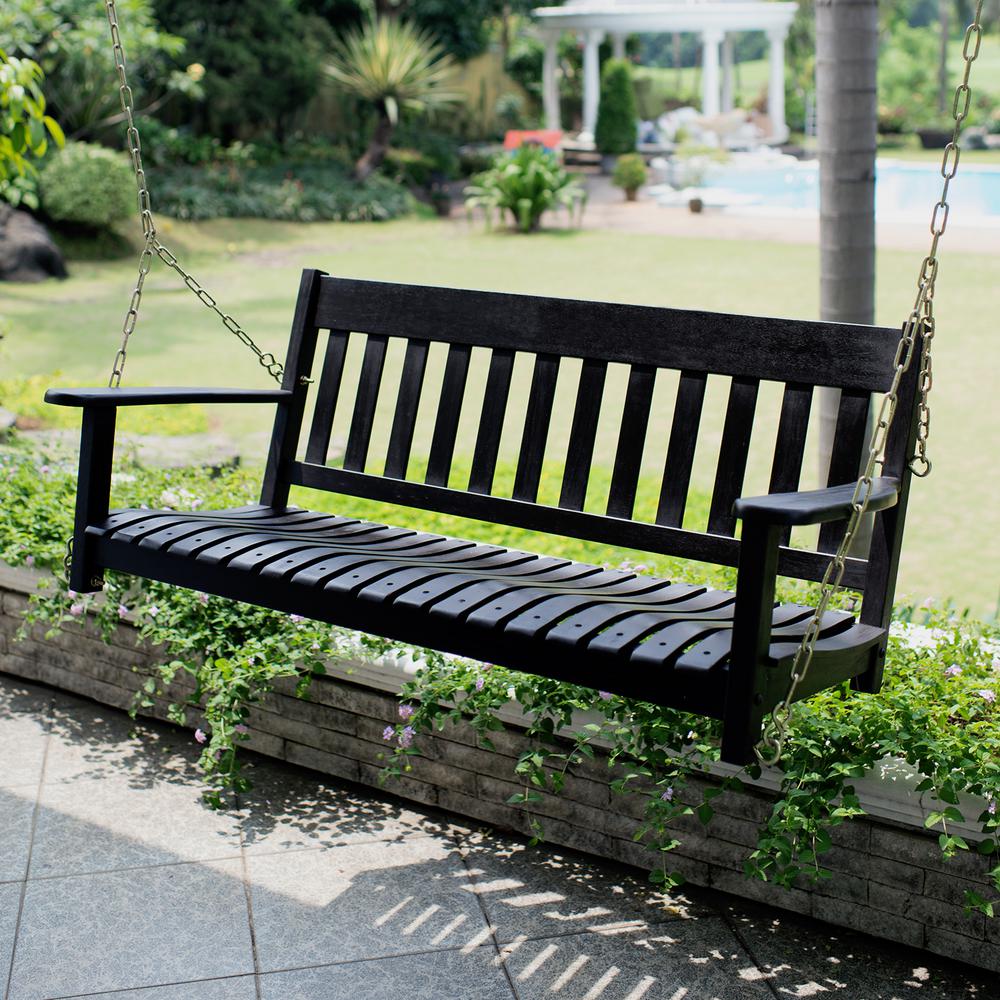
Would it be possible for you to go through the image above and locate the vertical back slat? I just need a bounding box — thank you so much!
[606,365,656,518]
[343,334,388,472]
[512,353,560,502]
[818,387,871,551]
[708,376,760,536]
[383,338,429,479]
[425,343,472,487]
[656,371,707,527]
[559,359,608,511]
[768,382,814,544]
[468,348,516,494]
[304,329,350,465]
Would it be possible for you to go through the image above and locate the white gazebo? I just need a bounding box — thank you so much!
[532,0,798,143]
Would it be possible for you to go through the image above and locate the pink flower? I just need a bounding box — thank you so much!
[598,691,612,701]
[69,603,84,617]
[234,723,249,735]
[290,614,305,624]
[24,555,34,568]
[39,465,51,476]
[977,689,996,704]
[147,605,159,618]
[197,592,209,605]
[661,787,674,802]
[398,704,414,721]
[382,725,394,742]
[194,728,208,744]
[944,665,962,678]
[117,604,128,620]
[67,589,78,599]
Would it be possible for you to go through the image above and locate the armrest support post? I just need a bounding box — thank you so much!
[70,406,117,594]
[722,518,782,765]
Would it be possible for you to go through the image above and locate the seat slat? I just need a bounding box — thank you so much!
[559,358,608,511]
[513,353,560,503]
[469,348,516,495]
[708,377,760,536]
[384,338,430,480]
[305,330,351,466]
[426,343,472,487]
[607,365,656,518]
[657,371,707,528]
[343,334,389,472]
[819,388,871,552]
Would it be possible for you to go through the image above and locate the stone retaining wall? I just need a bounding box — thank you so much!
[1,564,997,974]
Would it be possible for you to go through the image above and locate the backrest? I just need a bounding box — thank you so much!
[263,269,920,594]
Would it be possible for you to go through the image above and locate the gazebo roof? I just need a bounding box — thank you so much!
[533,0,798,35]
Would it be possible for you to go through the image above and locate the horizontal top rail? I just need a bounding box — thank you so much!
[312,277,901,392]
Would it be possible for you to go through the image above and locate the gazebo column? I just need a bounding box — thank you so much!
[721,33,735,112]
[580,28,605,142]
[701,28,723,119]
[767,27,790,142]
[612,34,626,60]
[542,31,561,131]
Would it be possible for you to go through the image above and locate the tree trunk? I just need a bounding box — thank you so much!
[354,111,394,182]
[816,0,878,551]
[938,0,950,114]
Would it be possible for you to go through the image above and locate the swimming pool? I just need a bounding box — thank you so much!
[696,156,1000,222]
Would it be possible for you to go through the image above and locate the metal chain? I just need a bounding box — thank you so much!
[756,1,985,766]
[104,0,283,387]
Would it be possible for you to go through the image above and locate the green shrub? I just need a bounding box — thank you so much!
[594,58,638,155]
[611,153,647,197]
[382,148,437,189]
[153,161,413,222]
[464,144,586,233]
[39,143,134,229]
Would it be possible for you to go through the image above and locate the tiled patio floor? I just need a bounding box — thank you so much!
[0,672,994,1000]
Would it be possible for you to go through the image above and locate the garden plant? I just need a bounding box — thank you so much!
[594,58,638,157]
[611,152,647,201]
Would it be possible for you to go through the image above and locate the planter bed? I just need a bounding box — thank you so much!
[1,562,997,974]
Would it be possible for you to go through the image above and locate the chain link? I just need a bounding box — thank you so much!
[103,0,283,387]
[756,1,985,767]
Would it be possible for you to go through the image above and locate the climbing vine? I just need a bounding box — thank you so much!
[2,443,998,915]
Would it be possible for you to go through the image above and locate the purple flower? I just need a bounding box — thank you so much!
[69,602,84,617]
[234,723,250,735]
[988,799,997,816]
[147,605,159,618]
[398,725,415,749]
[977,689,996,704]
[194,728,208,744]
[398,704,414,720]
[197,592,209,605]
[117,604,128,620]
[67,589,78,599]
[24,555,34,568]
[944,664,962,678]
[290,614,305,624]
[661,787,674,802]
[246,655,255,666]
[382,725,395,742]
[475,675,485,692]
[992,656,1000,674]
[39,464,51,476]
[598,691,612,701]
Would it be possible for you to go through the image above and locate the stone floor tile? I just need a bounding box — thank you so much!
[43,695,201,786]
[258,947,515,1000]
[238,759,456,855]
[7,859,254,1000]
[459,832,707,945]
[0,787,35,883]
[30,772,243,878]
[725,900,996,998]
[500,919,772,1000]
[53,975,258,999]
[248,837,492,971]
[0,882,22,988]
[0,697,48,790]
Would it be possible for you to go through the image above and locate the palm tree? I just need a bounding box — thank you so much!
[326,17,460,182]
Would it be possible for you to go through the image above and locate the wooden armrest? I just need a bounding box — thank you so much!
[44,387,292,408]
[733,478,899,527]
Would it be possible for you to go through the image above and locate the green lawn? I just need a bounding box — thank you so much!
[2,217,997,617]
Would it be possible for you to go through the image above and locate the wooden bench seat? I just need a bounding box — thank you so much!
[48,269,922,763]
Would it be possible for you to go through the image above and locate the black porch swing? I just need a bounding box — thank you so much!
[46,1,987,766]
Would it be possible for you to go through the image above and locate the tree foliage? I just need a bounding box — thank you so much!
[594,58,637,155]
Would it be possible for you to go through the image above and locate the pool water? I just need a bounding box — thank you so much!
[699,157,1000,222]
